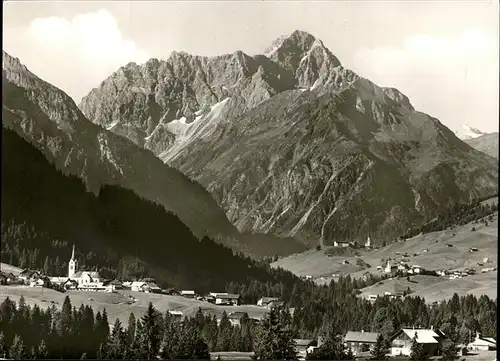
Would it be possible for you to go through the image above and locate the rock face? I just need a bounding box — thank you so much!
[80,30,498,247]
[3,50,309,258]
[464,133,499,159]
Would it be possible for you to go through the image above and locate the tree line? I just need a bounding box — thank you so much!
[0,294,469,361]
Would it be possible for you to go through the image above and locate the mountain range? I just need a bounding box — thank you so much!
[2,50,305,258]
[77,30,498,248]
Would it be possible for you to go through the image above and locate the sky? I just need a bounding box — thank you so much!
[3,1,499,133]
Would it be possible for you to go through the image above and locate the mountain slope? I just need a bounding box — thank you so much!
[2,51,306,257]
[464,132,499,159]
[1,126,299,292]
[80,30,498,247]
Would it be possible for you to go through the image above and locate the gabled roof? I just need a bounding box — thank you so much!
[345,331,380,343]
[399,329,440,344]
[470,337,496,347]
[259,297,279,303]
[294,339,315,347]
[181,290,195,294]
[216,293,240,299]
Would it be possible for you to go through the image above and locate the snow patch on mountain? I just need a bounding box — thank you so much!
[455,124,485,140]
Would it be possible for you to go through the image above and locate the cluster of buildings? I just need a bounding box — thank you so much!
[333,236,374,249]
[298,327,496,359]
[379,260,424,275]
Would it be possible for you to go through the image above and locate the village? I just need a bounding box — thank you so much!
[0,243,496,360]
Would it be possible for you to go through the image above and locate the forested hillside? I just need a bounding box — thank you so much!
[1,127,297,292]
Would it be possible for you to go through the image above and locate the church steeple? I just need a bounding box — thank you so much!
[68,244,77,279]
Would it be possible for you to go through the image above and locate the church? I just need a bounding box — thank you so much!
[51,246,105,290]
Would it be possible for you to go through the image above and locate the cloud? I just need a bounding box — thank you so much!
[351,29,498,132]
[4,9,149,102]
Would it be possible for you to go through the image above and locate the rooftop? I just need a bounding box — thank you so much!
[345,331,380,343]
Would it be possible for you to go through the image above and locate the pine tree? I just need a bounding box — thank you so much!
[306,320,350,360]
[109,318,124,359]
[441,341,460,361]
[141,302,161,359]
[9,334,26,359]
[370,334,389,360]
[410,336,428,361]
[0,332,6,359]
[254,305,297,360]
[38,339,48,359]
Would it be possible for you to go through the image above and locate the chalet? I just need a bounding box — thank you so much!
[181,290,196,298]
[344,330,380,354]
[333,241,350,248]
[105,280,124,290]
[227,312,252,327]
[411,265,423,274]
[294,339,315,360]
[168,310,183,321]
[437,270,448,277]
[0,272,18,285]
[143,282,162,294]
[367,295,378,303]
[467,332,496,351]
[389,327,447,356]
[483,257,489,263]
[30,276,50,287]
[214,293,240,305]
[19,270,40,284]
[257,297,279,308]
[64,279,78,290]
[131,281,147,292]
[398,264,410,273]
[205,295,216,303]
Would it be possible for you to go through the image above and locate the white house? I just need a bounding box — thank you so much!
[334,241,350,247]
[389,328,446,356]
[131,281,147,292]
[364,236,372,248]
[181,290,196,298]
[467,333,496,351]
[411,265,423,274]
[214,293,240,305]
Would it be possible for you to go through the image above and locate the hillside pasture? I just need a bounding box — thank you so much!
[0,285,270,327]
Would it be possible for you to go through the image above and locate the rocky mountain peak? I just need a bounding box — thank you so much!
[263,30,341,89]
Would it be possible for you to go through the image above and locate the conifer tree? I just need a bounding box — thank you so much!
[370,334,389,360]
[441,341,460,361]
[10,334,26,359]
[254,305,297,360]
[141,303,161,359]
[0,332,6,359]
[410,336,428,361]
[38,339,48,359]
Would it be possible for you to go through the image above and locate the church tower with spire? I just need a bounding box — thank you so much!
[68,245,78,279]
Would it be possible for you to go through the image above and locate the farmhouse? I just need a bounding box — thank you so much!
[181,290,196,298]
[467,332,496,351]
[0,272,18,285]
[333,241,350,248]
[389,327,447,356]
[168,310,184,321]
[18,269,40,284]
[213,293,240,305]
[344,330,380,354]
[257,297,279,308]
[131,281,147,292]
[30,275,50,287]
